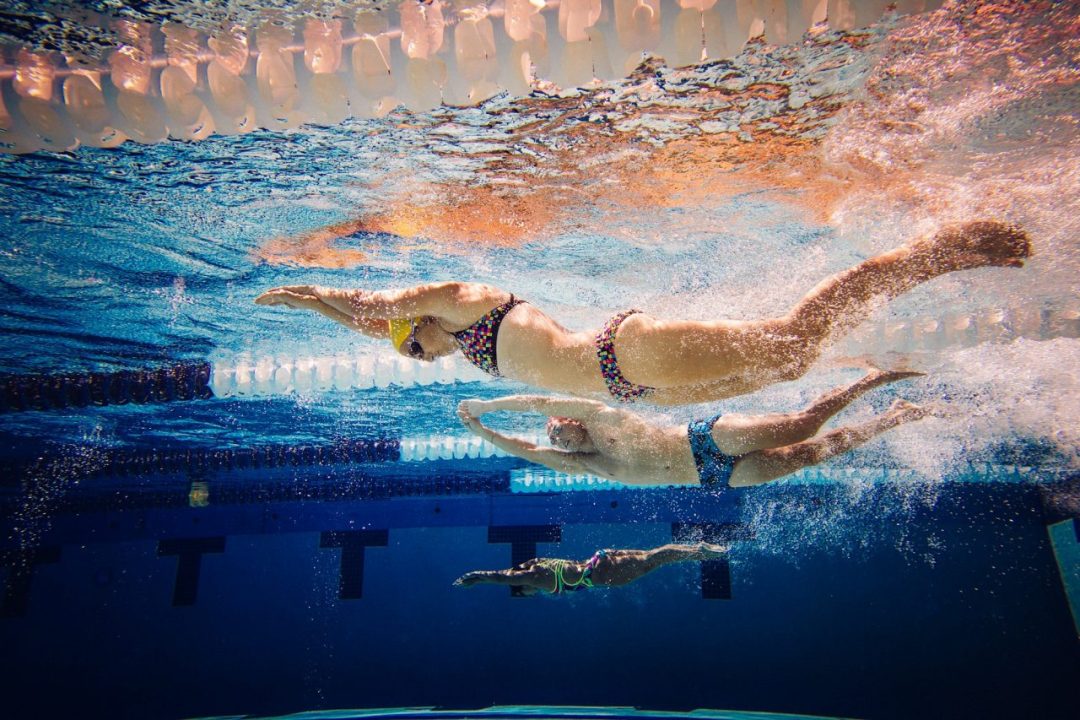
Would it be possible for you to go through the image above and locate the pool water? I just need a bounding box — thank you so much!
[1,1,1078,718]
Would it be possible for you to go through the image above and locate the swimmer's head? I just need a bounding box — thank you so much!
[387,317,416,351]
[390,316,458,362]
[547,417,593,452]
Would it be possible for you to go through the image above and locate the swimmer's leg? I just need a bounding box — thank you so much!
[780,221,1030,344]
[727,399,928,487]
[592,543,729,586]
[616,222,1029,391]
[709,368,923,456]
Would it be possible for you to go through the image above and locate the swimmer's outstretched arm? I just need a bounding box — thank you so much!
[461,395,606,422]
[253,286,391,338]
[257,281,506,325]
[457,406,591,474]
[453,567,539,588]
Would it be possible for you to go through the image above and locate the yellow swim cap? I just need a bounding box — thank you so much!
[387,317,417,349]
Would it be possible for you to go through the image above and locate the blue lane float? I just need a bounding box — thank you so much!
[99,437,403,477]
[0,360,212,412]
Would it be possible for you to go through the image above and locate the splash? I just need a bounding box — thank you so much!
[918,338,1080,468]
[733,334,1079,562]
[822,0,1080,264]
[4,432,111,575]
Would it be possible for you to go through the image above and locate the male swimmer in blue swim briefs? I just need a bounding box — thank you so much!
[453,543,729,595]
[457,369,927,489]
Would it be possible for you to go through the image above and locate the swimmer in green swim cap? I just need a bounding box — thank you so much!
[453,543,729,595]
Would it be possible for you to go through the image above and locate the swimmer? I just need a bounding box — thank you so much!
[456,369,928,488]
[453,542,729,595]
[256,221,1029,405]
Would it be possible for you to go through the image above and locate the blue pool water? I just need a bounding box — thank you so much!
[1,1,1078,718]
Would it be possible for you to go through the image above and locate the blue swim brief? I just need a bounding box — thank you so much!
[688,414,740,488]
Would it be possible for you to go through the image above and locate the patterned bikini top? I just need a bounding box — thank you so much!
[453,296,525,377]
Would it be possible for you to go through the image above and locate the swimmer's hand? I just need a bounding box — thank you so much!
[457,401,492,439]
[255,285,325,310]
[453,572,484,588]
[457,399,487,418]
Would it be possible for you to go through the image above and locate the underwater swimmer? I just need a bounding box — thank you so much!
[453,543,729,595]
[255,221,1029,406]
[456,369,928,489]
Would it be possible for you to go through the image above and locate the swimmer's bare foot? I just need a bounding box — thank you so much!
[926,221,1031,271]
[693,542,730,559]
[866,367,925,386]
[887,398,928,423]
[837,368,924,402]
[923,402,952,420]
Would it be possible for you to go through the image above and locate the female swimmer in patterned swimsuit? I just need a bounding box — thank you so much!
[451,543,729,595]
[255,221,1029,406]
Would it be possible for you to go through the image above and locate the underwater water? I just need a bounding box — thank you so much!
[0,1,1078,718]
